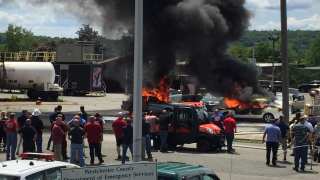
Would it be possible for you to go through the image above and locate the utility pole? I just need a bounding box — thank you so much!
[133,0,143,162]
[281,0,289,124]
[268,34,279,92]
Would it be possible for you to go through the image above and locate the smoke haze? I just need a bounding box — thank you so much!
[2,0,259,99]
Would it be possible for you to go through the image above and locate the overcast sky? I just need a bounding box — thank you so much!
[0,0,319,38]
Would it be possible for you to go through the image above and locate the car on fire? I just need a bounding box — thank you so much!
[226,98,282,123]
[147,102,223,152]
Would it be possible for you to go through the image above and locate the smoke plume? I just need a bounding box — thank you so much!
[3,0,259,99]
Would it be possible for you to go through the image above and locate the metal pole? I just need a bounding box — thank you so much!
[281,0,289,124]
[133,0,143,162]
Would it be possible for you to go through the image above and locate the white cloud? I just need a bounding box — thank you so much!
[249,14,320,30]
[247,0,314,11]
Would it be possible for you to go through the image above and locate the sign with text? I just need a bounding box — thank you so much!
[61,162,157,180]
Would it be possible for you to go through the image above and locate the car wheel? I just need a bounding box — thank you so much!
[263,113,275,123]
[197,138,210,152]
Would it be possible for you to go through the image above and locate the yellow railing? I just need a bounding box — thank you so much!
[0,51,56,62]
[83,53,103,62]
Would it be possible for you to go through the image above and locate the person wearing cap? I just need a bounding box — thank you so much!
[85,116,104,165]
[112,112,127,160]
[52,117,66,161]
[19,119,37,153]
[5,113,18,160]
[291,117,310,172]
[263,119,281,166]
[68,119,85,167]
[31,108,44,153]
[0,111,7,152]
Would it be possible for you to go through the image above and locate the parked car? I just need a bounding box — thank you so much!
[0,156,79,180]
[157,162,220,180]
[273,92,305,113]
[201,93,223,111]
[298,80,320,93]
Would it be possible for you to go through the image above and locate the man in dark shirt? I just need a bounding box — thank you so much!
[122,118,133,164]
[291,117,310,172]
[80,106,88,122]
[68,119,85,167]
[276,116,290,161]
[158,109,171,153]
[20,119,36,153]
[31,109,44,153]
[142,117,152,159]
[17,110,28,129]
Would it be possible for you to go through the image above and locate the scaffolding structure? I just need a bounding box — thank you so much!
[0,51,56,62]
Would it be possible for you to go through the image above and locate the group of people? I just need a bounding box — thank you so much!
[112,109,172,164]
[0,105,106,167]
[47,105,104,167]
[263,113,320,172]
[0,109,43,161]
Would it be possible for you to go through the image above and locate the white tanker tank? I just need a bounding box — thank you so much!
[0,62,62,100]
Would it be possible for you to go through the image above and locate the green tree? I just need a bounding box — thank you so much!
[228,43,250,62]
[5,24,36,51]
[306,35,320,65]
[77,24,98,42]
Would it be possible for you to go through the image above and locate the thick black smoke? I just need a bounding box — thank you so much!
[5,0,259,99]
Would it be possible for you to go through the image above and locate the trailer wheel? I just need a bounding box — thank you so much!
[197,138,210,152]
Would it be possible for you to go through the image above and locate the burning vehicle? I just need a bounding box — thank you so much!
[224,97,282,122]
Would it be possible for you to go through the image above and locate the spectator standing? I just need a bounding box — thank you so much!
[52,117,65,161]
[112,112,127,160]
[263,119,281,166]
[68,119,85,167]
[291,117,310,172]
[80,106,88,122]
[142,117,152,159]
[223,112,237,153]
[145,111,160,150]
[5,113,18,160]
[17,110,28,129]
[0,111,7,152]
[19,119,36,153]
[158,109,171,153]
[314,120,320,163]
[122,118,133,164]
[85,116,104,165]
[31,109,44,153]
[47,107,58,150]
[276,116,290,161]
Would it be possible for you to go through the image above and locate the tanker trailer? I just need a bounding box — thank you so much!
[0,62,62,100]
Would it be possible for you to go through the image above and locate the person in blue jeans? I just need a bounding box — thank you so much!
[158,110,171,153]
[291,117,310,172]
[31,109,44,153]
[68,119,85,167]
[5,113,18,160]
[262,119,281,166]
[122,119,133,164]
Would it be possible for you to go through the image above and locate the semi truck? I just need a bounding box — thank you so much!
[0,61,63,100]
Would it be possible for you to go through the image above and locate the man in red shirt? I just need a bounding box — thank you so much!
[85,116,104,165]
[112,112,127,160]
[223,111,237,153]
[5,113,18,160]
[52,117,65,161]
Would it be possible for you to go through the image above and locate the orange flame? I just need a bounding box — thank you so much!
[143,78,169,103]
[224,97,268,109]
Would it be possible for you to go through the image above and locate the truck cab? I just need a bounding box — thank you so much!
[147,103,222,152]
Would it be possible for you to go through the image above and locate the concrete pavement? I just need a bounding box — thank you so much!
[1,133,319,180]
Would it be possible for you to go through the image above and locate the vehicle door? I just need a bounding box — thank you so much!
[172,107,196,144]
[202,174,220,180]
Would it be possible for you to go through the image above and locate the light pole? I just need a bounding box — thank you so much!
[268,34,279,92]
[133,0,143,162]
[281,0,289,124]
